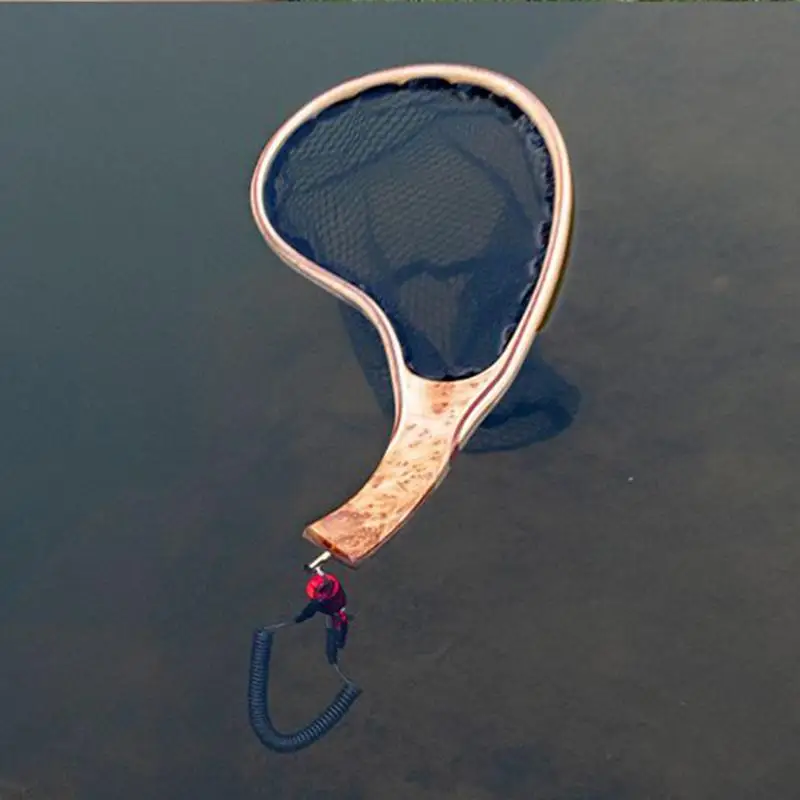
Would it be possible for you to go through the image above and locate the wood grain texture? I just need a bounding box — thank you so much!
[303,371,497,567]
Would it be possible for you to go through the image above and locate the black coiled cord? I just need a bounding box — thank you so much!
[248,627,362,754]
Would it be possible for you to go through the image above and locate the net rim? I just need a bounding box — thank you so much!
[249,63,574,446]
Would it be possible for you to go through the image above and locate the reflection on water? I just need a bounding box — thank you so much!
[1,6,800,800]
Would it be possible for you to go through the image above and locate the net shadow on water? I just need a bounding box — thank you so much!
[340,304,581,454]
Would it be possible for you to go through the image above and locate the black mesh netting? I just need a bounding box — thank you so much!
[266,78,579,452]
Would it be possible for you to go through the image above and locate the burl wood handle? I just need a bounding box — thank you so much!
[303,371,496,567]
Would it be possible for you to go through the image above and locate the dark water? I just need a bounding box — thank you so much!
[2,6,800,799]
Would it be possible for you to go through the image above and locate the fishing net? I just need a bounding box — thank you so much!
[264,77,578,451]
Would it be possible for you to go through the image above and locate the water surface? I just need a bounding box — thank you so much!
[1,6,799,799]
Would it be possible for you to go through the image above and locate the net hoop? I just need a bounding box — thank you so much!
[250,63,574,447]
